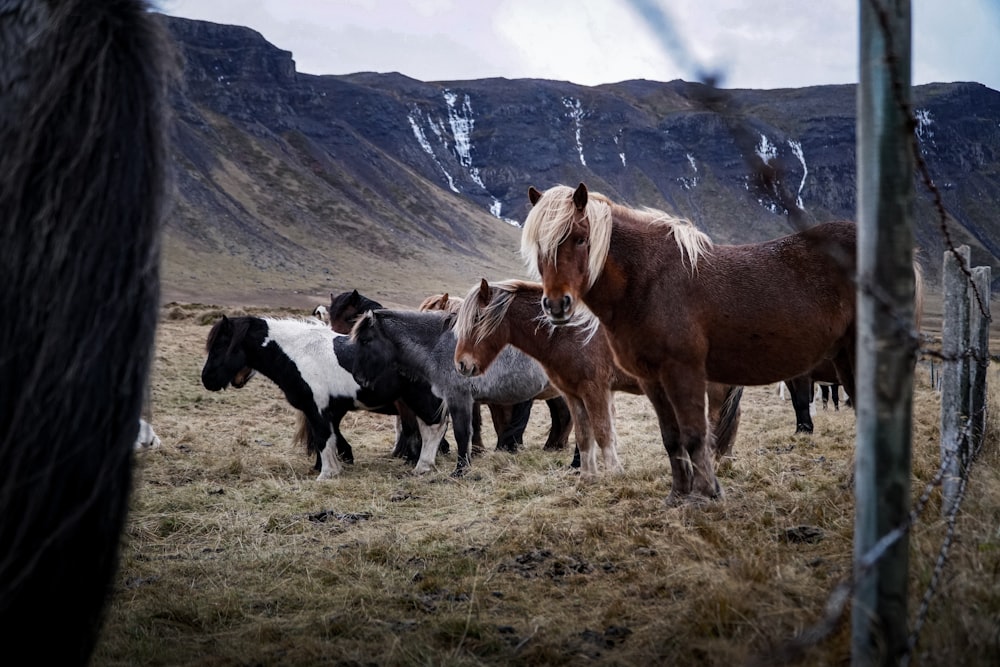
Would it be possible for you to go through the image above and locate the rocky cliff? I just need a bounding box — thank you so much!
[162,16,1000,308]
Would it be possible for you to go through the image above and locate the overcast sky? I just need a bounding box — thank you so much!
[158,0,1000,92]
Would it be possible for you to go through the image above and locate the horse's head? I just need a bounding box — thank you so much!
[202,316,255,391]
[346,311,396,388]
[419,292,462,313]
[312,304,330,324]
[329,289,383,334]
[454,278,508,377]
[521,183,610,325]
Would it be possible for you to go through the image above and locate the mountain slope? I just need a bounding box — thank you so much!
[161,16,1000,309]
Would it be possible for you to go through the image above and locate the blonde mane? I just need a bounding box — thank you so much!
[455,278,599,346]
[520,185,713,283]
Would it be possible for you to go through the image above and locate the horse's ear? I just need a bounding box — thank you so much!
[350,289,360,303]
[441,293,449,302]
[573,183,588,211]
[477,278,490,306]
[528,186,542,206]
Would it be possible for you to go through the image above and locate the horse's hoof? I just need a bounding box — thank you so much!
[664,488,722,507]
[569,457,581,469]
[316,470,339,481]
[412,464,434,475]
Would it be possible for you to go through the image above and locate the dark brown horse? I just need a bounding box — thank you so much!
[521,183,857,504]
[0,2,173,663]
[453,279,744,480]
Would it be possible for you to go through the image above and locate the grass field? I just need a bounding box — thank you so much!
[91,302,1000,666]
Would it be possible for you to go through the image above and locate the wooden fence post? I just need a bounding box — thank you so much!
[853,0,915,664]
[968,266,991,449]
[940,245,971,516]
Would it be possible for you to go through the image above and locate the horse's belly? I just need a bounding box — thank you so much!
[706,337,841,386]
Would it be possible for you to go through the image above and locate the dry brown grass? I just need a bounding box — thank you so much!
[92,304,1000,666]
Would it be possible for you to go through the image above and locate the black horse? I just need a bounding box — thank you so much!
[0,2,173,664]
[328,289,573,455]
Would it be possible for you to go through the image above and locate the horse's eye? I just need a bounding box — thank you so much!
[575,236,588,247]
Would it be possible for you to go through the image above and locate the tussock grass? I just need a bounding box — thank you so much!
[93,305,1000,666]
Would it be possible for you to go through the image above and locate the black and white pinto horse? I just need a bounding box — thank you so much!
[345,309,564,476]
[201,316,448,479]
[0,2,172,663]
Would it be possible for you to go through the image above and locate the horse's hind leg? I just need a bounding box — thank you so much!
[832,347,856,409]
[326,404,354,464]
[310,413,342,480]
[496,400,532,453]
[543,396,572,451]
[787,374,814,433]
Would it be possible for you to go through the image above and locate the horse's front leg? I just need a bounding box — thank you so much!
[413,413,449,475]
[659,370,721,502]
[585,389,623,475]
[566,393,598,480]
[450,399,475,476]
[640,380,689,500]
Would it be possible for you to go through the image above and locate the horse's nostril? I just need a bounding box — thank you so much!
[561,295,571,312]
[541,296,551,312]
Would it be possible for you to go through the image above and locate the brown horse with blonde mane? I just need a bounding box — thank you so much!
[521,183,858,504]
[453,278,744,480]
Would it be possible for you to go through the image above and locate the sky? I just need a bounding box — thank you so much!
[157,0,1000,92]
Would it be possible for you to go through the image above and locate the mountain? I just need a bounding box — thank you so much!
[161,16,1000,310]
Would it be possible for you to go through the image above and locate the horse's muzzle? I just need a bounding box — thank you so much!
[231,368,256,388]
[541,294,573,325]
[455,359,479,377]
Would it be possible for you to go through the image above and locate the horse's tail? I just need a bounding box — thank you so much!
[293,411,314,454]
[712,385,744,460]
[0,2,174,663]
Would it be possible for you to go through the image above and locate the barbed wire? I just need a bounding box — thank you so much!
[746,405,984,666]
[865,0,992,324]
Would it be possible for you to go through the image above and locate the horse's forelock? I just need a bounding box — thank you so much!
[349,310,377,341]
[520,185,612,288]
[455,280,521,346]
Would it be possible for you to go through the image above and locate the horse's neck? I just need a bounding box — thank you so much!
[384,312,452,376]
[505,292,558,359]
[246,319,330,384]
[587,221,666,322]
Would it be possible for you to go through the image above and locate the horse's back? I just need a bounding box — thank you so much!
[693,222,856,384]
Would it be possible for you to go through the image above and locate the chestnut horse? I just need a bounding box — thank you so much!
[453,279,744,480]
[521,183,857,504]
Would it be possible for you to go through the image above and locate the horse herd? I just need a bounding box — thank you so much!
[200,182,923,508]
